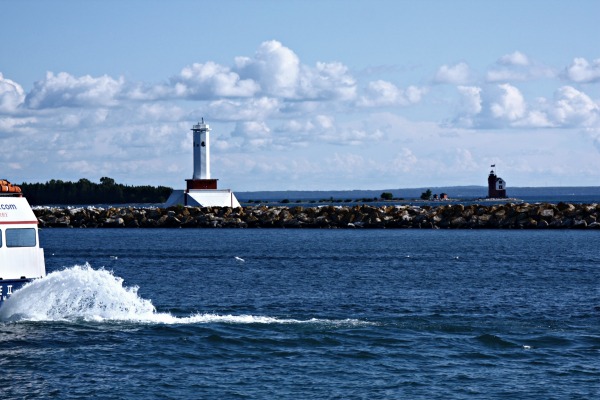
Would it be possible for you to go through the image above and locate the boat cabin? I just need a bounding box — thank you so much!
[0,193,45,302]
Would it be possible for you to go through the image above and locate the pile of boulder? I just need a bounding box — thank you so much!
[33,202,600,229]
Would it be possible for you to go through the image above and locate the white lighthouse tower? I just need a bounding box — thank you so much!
[186,118,218,190]
[192,119,210,180]
[165,119,241,208]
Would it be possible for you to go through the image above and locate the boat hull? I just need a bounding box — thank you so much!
[0,278,33,305]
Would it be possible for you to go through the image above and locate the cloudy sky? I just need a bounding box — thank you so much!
[1,1,600,191]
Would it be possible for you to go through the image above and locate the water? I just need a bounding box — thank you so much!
[1,229,599,399]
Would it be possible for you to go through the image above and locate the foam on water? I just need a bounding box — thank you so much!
[0,263,156,322]
[0,264,369,327]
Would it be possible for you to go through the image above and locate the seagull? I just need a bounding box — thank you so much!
[234,256,245,263]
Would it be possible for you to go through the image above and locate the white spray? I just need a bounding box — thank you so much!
[0,263,372,326]
[0,263,156,322]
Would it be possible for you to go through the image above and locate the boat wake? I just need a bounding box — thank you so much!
[0,264,369,327]
[0,263,156,323]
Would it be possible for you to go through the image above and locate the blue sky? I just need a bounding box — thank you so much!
[1,0,599,191]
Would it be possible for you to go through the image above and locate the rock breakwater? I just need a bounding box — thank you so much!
[34,202,600,229]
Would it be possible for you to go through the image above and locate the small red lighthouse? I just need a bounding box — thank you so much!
[488,166,507,198]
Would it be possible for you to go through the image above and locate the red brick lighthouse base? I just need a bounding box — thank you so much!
[186,179,218,190]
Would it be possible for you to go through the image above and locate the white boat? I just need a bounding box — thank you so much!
[0,180,46,304]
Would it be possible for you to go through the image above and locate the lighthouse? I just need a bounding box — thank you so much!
[487,166,507,198]
[193,119,210,180]
[165,120,241,208]
[186,119,218,190]
[192,118,210,179]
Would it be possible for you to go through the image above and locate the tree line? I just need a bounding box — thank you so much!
[20,177,173,205]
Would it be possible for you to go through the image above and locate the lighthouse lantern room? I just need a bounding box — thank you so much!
[165,119,241,208]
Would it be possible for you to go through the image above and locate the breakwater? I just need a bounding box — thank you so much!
[34,202,600,229]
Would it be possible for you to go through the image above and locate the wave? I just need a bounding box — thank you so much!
[0,264,369,327]
[475,333,518,348]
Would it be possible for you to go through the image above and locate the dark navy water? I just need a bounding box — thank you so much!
[1,229,599,399]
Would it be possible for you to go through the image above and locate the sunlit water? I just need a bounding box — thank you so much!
[1,229,599,399]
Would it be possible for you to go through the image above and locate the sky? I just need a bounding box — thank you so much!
[1,0,600,191]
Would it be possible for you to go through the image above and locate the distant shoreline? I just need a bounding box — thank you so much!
[236,186,600,203]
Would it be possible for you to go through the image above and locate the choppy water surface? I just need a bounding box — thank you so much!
[1,229,599,399]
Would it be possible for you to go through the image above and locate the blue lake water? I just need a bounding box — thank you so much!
[1,228,599,399]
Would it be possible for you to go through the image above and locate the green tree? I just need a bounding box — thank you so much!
[420,189,432,200]
[380,192,393,200]
[20,177,173,205]
[100,177,115,186]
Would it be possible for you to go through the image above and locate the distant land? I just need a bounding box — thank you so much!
[236,186,600,203]
[15,178,600,205]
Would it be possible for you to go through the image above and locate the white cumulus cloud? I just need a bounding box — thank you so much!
[486,51,554,82]
[563,57,600,83]
[0,73,25,113]
[451,83,599,129]
[486,84,553,128]
[434,62,471,84]
[235,40,300,98]
[25,72,124,108]
[513,110,553,128]
[498,51,530,66]
[457,86,482,115]
[235,41,357,101]
[298,62,357,101]
[171,61,259,99]
[550,86,599,127]
[358,80,425,107]
[490,83,527,121]
[452,86,483,128]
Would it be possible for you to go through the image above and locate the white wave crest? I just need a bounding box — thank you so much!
[0,263,156,322]
[172,314,373,326]
[0,264,372,327]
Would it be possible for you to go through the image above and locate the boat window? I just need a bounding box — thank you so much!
[6,228,36,247]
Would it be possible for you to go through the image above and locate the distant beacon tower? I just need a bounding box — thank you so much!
[487,165,507,198]
[193,119,210,180]
[164,119,241,208]
[187,118,218,190]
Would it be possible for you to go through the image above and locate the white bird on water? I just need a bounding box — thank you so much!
[234,256,245,263]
